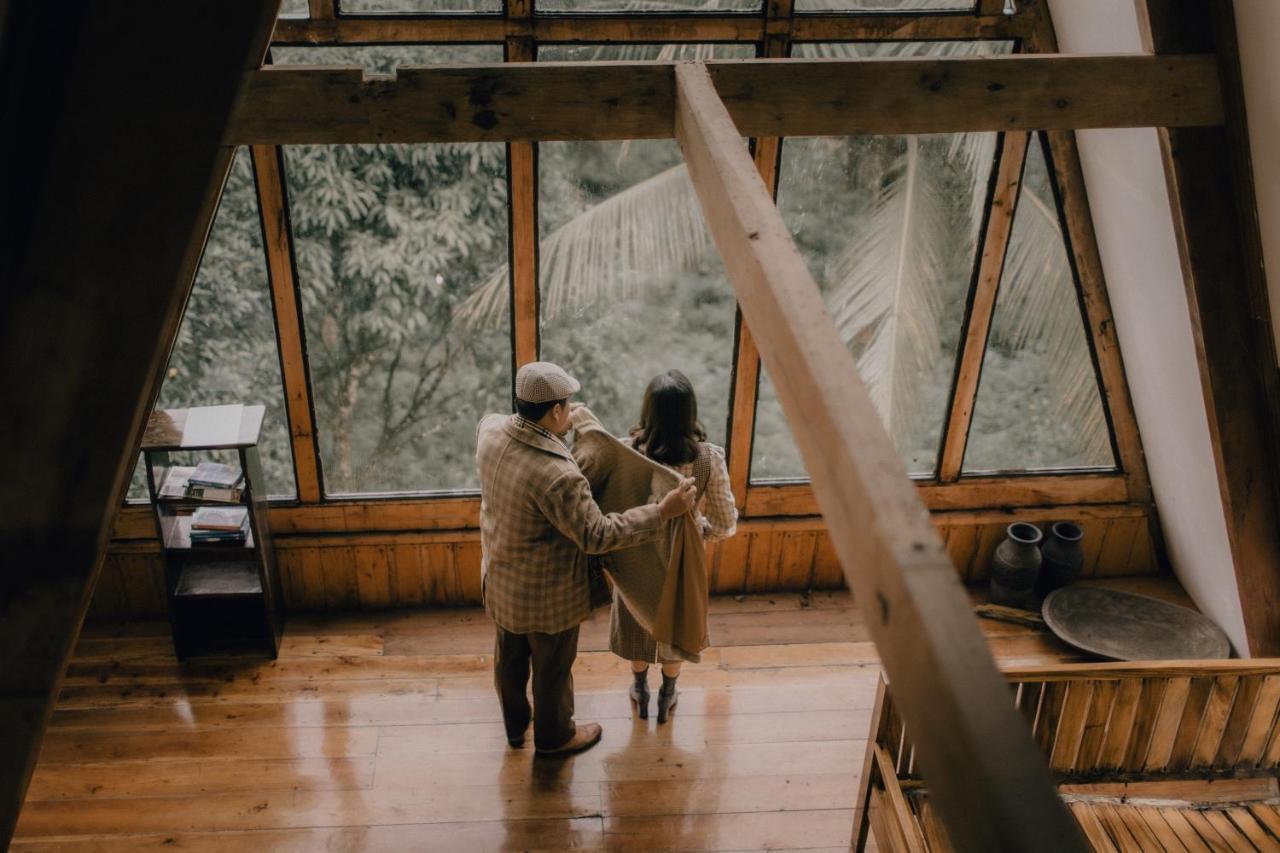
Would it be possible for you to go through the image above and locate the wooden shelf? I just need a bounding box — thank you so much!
[173,559,263,598]
[160,514,255,552]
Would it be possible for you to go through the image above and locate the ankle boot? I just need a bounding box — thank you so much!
[629,668,650,719]
[657,673,679,724]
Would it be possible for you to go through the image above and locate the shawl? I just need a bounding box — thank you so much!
[570,406,709,662]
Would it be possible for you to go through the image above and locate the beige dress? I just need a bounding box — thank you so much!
[610,440,738,663]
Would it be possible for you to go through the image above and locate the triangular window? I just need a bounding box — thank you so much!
[962,134,1115,474]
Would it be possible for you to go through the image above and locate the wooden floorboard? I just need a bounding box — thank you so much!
[15,578,1188,851]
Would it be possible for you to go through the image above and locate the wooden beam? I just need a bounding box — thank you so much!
[1138,1,1280,656]
[672,61,1085,852]
[746,472,1130,517]
[724,33,787,509]
[250,145,323,503]
[269,12,1028,46]
[227,54,1224,145]
[0,3,278,845]
[506,36,539,372]
[938,131,1029,482]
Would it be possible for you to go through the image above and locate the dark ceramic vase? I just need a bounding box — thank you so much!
[989,522,1043,609]
[1036,521,1085,598]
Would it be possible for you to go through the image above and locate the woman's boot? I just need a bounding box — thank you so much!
[630,667,650,719]
[657,672,679,724]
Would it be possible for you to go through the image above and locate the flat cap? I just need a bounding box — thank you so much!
[515,361,581,404]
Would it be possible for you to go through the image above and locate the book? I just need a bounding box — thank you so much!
[158,466,196,499]
[191,506,249,532]
[186,484,243,503]
[188,461,244,489]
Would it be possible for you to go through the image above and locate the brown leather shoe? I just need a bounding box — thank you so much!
[535,723,602,757]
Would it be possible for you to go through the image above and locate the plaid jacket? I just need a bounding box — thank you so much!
[476,413,663,635]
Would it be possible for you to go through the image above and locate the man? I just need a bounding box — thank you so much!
[476,361,696,756]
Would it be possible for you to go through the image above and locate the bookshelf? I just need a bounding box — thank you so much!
[141,404,284,660]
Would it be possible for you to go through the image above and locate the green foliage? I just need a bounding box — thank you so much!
[285,140,510,493]
[134,38,1116,502]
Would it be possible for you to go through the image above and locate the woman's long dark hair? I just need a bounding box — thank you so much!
[631,370,706,466]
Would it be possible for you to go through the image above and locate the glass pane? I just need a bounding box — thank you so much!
[750,40,1008,483]
[962,137,1114,474]
[340,0,503,14]
[284,141,510,495]
[538,43,756,62]
[271,44,503,74]
[279,0,309,18]
[127,148,297,499]
[537,0,760,15]
[534,44,748,445]
[795,0,974,12]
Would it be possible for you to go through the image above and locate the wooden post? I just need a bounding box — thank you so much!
[0,3,278,844]
[725,22,790,508]
[506,31,539,374]
[672,62,1085,852]
[251,145,324,502]
[938,131,1030,481]
[1137,0,1280,656]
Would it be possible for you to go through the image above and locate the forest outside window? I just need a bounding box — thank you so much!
[338,0,503,15]
[751,40,1009,484]
[794,0,974,11]
[535,0,761,14]
[529,43,754,445]
[270,45,504,73]
[281,46,510,496]
[127,148,297,500]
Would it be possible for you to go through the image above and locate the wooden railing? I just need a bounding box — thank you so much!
[858,660,1280,850]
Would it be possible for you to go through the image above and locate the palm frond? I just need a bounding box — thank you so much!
[827,136,949,433]
[992,176,1112,465]
[453,164,709,329]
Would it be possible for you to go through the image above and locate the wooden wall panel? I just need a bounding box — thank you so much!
[91,505,1160,621]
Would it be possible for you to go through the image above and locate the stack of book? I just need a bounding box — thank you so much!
[158,461,245,503]
[190,506,250,546]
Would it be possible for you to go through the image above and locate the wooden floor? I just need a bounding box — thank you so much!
[13,577,1192,852]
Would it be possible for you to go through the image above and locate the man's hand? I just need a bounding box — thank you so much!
[658,478,697,520]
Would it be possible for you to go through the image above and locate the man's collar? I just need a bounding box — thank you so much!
[514,414,562,444]
[509,414,572,460]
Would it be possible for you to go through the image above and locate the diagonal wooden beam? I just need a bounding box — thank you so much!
[227,53,1224,145]
[251,145,324,503]
[672,61,1085,852]
[1139,0,1280,656]
[938,131,1030,482]
[0,3,278,845]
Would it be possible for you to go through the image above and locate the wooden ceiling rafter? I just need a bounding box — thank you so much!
[0,4,280,846]
[673,59,1086,851]
[227,53,1223,145]
[1139,0,1280,656]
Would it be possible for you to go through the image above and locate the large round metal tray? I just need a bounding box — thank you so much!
[1042,586,1231,661]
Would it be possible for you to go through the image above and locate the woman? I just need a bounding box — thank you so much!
[615,370,737,723]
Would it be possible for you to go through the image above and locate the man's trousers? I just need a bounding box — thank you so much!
[493,624,580,750]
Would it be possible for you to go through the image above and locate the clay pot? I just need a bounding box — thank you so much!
[989,522,1043,609]
[1036,521,1085,598]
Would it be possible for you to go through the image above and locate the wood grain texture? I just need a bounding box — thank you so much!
[673,60,1084,853]
[1137,0,1280,656]
[0,3,279,845]
[248,146,323,502]
[92,506,1161,619]
[939,131,1030,483]
[12,589,1096,850]
[227,55,1224,145]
